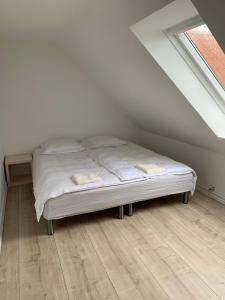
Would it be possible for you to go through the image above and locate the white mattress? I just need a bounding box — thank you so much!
[33,149,125,221]
[43,173,194,220]
[33,142,196,221]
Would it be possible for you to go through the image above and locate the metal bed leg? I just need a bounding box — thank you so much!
[47,220,54,235]
[118,206,124,219]
[127,203,133,216]
[183,192,190,204]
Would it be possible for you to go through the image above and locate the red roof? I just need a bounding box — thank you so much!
[186,24,225,89]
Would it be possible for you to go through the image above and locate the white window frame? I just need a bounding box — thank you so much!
[166,16,225,114]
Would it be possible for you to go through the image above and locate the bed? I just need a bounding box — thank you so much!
[32,138,196,235]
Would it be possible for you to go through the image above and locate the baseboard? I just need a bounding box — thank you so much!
[0,180,7,253]
[197,184,225,205]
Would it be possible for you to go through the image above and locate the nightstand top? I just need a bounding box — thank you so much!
[5,153,32,165]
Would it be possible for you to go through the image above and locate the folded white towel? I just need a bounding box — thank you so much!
[135,164,165,174]
[72,173,102,185]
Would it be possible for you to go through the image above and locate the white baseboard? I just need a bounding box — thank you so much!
[197,184,225,205]
[0,180,7,253]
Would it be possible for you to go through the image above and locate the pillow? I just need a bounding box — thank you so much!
[81,136,127,149]
[40,138,85,154]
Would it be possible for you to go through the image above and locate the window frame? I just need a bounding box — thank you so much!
[166,16,225,114]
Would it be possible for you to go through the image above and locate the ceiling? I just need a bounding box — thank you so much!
[0,0,225,154]
[0,0,85,41]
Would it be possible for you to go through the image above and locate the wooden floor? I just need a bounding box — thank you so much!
[2,186,225,299]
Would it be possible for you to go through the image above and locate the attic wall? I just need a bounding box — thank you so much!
[141,131,225,200]
[0,42,139,155]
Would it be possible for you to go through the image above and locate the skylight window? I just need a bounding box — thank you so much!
[173,19,225,112]
[185,24,225,90]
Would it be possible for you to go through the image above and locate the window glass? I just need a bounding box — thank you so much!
[185,24,225,89]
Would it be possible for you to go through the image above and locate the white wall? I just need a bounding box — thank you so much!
[0,145,5,205]
[0,131,6,250]
[141,131,225,200]
[0,42,139,155]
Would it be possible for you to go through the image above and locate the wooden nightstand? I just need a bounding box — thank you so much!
[5,153,33,187]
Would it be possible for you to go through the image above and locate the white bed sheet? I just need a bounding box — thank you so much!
[43,173,194,220]
[86,143,196,182]
[33,143,197,221]
[33,149,131,221]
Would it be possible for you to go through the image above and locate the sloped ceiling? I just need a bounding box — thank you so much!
[62,0,225,154]
[0,0,83,41]
[0,0,225,154]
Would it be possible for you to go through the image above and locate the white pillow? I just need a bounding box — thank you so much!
[81,136,127,149]
[41,138,85,154]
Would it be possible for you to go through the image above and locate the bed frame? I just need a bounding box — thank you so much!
[46,191,190,235]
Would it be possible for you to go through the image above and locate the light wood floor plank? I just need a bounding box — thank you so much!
[0,187,20,300]
[103,217,195,300]
[18,185,69,300]
[2,185,225,299]
[54,217,120,300]
[165,197,225,262]
[123,213,219,300]
[85,216,169,300]
[138,201,225,298]
[193,193,225,223]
